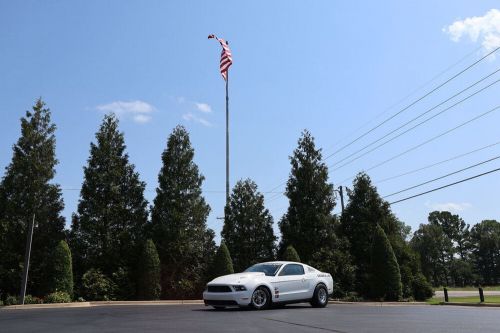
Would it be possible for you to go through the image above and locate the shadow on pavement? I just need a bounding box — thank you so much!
[194,304,312,312]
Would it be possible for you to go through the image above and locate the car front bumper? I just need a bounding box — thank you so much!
[203,290,252,307]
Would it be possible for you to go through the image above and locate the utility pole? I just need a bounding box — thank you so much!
[20,214,35,305]
[338,186,345,215]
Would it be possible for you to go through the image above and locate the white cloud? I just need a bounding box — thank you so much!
[133,114,152,123]
[96,100,156,124]
[444,9,500,57]
[195,102,212,113]
[425,201,472,212]
[182,112,212,127]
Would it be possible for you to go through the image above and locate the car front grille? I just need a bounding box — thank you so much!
[207,285,232,293]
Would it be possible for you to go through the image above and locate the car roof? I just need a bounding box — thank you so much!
[260,261,304,265]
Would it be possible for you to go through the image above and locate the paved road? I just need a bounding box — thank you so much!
[1,303,499,332]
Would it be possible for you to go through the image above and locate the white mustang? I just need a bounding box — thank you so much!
[203,261,334,310]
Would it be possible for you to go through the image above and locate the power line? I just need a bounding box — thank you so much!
[389,167,500,205]
[383,154,500,198]
[375,140,500,184]
[323,46,500,161]
[321,46,483,156]
[265,47,499,197]
[329,70,500,169]
[337,105,500,184]
[331,77,500,171]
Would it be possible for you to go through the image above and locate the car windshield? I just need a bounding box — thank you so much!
[244,263,282,276]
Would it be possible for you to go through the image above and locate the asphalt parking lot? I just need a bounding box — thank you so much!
[1,303,499,333]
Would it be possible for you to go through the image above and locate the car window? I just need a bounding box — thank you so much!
[244,263,282,276]
[279,264,305,276]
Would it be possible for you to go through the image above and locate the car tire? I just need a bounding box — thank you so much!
[311,284,329,308]
[251,286,271,310]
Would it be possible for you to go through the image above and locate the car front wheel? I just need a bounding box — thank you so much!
[251,286,271,310]
[311,284,328,308]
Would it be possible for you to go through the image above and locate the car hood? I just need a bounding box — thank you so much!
[209,272,266,285]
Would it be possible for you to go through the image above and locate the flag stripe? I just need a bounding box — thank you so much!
[209,35,233,81]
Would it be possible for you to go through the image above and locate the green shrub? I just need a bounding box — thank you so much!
[208,242,234,280]
[5,295,18,305]
[4,294,42,305]
[370,225,402,301]
[45,291,71,303]
[412,273,434,301]
[282,245,301,262]
[24,295,43,304]
[137,239,161,300]
[47,240,74,297]
[81,268,116,301]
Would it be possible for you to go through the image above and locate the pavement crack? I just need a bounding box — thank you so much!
[264,318,348,333]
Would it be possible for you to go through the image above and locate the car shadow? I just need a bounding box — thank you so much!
[193,304,312,312]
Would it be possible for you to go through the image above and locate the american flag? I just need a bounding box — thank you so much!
[208,34,232,81]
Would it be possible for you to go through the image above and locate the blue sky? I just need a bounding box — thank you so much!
[1,1,499,242]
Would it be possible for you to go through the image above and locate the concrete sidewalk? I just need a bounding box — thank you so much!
[1,300,204,310]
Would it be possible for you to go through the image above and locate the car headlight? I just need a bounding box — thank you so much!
[232,285,247,291]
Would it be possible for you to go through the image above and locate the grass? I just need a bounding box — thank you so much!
[434,286,500,292]
[427,295,500,305]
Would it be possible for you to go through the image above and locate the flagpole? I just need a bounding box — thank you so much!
[225,42,230,214]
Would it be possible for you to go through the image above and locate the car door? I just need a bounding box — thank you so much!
[271,264,307,302]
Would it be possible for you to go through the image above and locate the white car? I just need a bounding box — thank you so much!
[203,261,334,310]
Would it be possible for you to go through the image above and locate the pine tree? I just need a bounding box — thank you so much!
[222,179,276,272]
[70,114,148,300]
[370,225,402,301]
[0,99,65,297]
[151,126,215,299]
[208,242,234,279]
[282,245,301,262]
[46,240,74,297]
[137,239,161,300]
[279,130,335,263]
[340,172,418,297]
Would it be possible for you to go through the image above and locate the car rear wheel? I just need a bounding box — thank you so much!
[311,284,328,308]
[251,286,271,310]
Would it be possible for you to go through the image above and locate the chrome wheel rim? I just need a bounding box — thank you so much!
[318,288,327,304]
[252,289,267,307]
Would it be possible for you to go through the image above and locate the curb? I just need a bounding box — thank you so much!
[1,300,204,310]
[328,301,429,306]
[3,302,92,310]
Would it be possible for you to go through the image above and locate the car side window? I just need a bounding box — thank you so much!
[279,264,305,276]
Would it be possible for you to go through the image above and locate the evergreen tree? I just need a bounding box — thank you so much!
[340,172,419,297]
[221,179,276,272]
[151,126,215,299]
[137,239,161,300]
[46,240,74,297]
[370,225,402,301]
[0,99,65,297]
[282,245,301,262]
[279,130,335,263]
[70,114,148,300]
[310,232,356,297]
[208,242,234,279]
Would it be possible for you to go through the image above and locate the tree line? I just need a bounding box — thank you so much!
[1,99,499,304]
